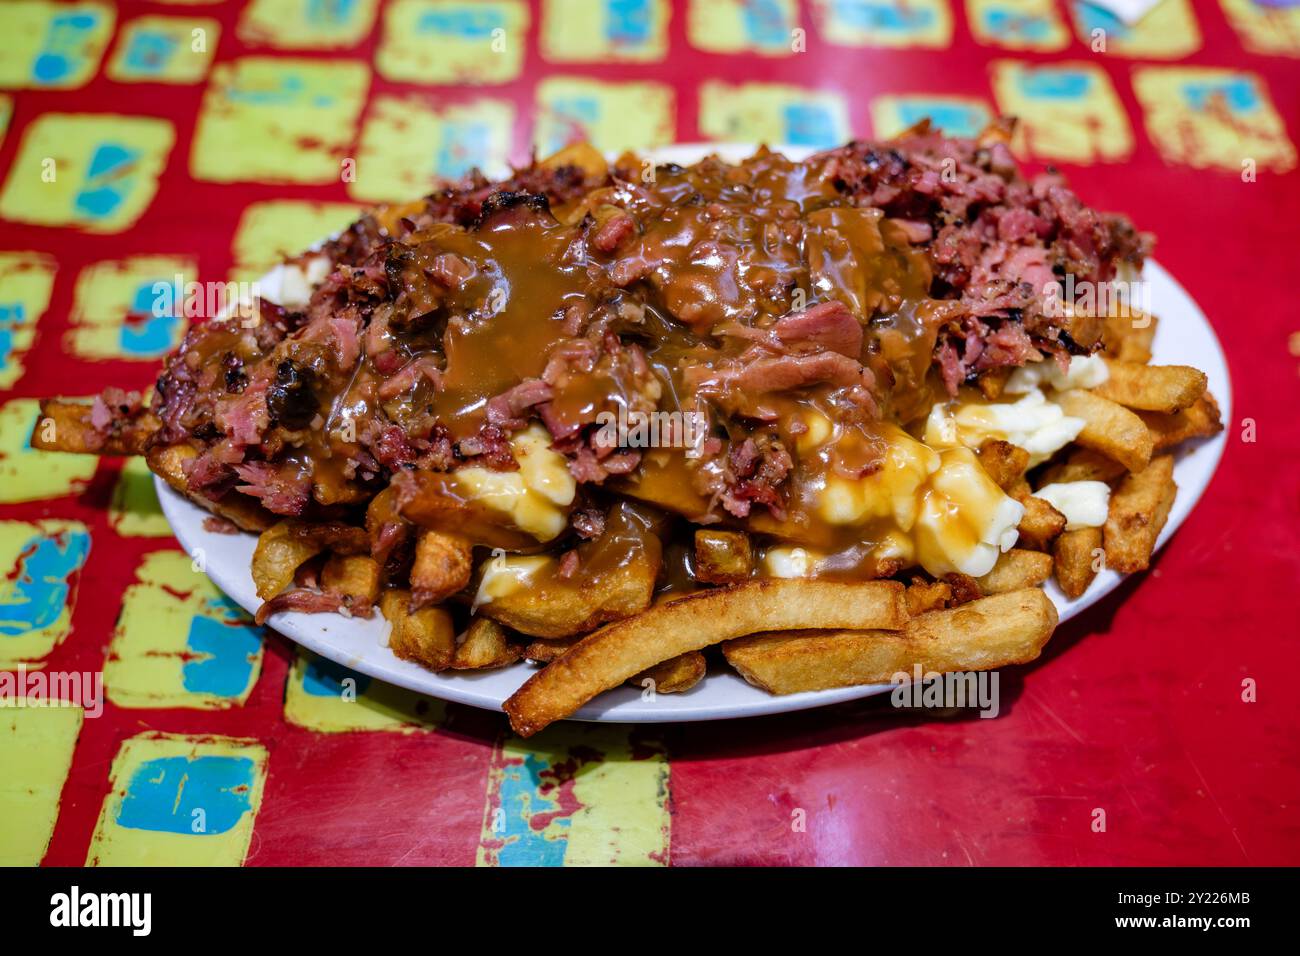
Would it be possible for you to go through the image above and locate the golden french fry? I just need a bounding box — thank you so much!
[321,554,382,609]
[722,588,1058,695]
[1037,447,1127,486]
[411,530,472,606]
[632,652,707,695]
[904,578,951,616]
[382,589,456,671]
[976,548,1053,594]
[539,141,608,178]
[251,520,369,600]
[146,443,275,533]
[1137,392,1223,452]
[1010,481,1067,550]
[31,398,159,456]
[976,439,1030,492]
[694,529,754,585]
[1102,311,1157,364]
[479,545,659,638]
[1103,455,1177,573]
[504,580,908,736]
[1053,527,1102,599]
[523,636,582,663]
[451,616,523,670]
[1092,360,1207,414]
[1057,389,1153,473]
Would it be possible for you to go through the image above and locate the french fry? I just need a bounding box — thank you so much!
[1010,481,1067,550]
[1056,389,1153,473]
[1137,393,1223,452]
[1053,527,1102,599]
[905,578,951,616]
[503,579,907,736]
[382,589,456,670]
[1102,311,1157,364]
[1037,447,1127,486]
[251,520,369,600]
[480,545,658,638]
[31,398,159,456]
[694,529,754,584]
[632,651,707,694]
[451,616,523,670]
[1103,455,1177,573]
[523,636,582,663]
[411,529,472,606]
[321,554,382,609]
[146,443,276,533]
[977,439,1030,492]
[722,588,1058,695]
[976,548,1053,594]
[1092,360,1207,414]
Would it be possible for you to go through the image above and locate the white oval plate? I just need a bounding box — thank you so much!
[158,144,1231,724]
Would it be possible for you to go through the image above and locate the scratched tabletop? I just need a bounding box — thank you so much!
[1,0,1297,867]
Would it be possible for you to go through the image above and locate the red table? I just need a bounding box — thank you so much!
[1,0,1297,866]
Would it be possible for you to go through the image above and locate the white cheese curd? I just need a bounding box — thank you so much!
[924,390,1085,467]
[1004,354,1110,395]
[912,446,1025,577]
[764,546,826,578]
[473,554,552,607]
[275,254,331,309]
[1032,480,1111,530]
[452,424,576,541]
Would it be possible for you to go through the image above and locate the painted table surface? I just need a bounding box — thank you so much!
[0,0,1297,867]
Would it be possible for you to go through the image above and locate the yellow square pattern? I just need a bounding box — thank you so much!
[0,1,115,90]
[0,400,100,505]
[812,0,952,49]
[698,81,850,149]
[191,58,371,184]
[991,60,1133,164]
[284,651,443,732]
[0,519,92,667]
[1220,0,1300,58]
[535,76,675,155]
[107,15,219,84]
[967,0,1068,51]
[230,200,361,283]
[0,252,58,390]
[0,113,175,233]
[238,0,380,49]
[1068,0,1200,59]
[0,704,84,866]
[541,0,671,62]
[66,256,195,361]
[688,0,799,56]
[350,94,515,203]
[1132,67,1296,173]
[377,0,529,85]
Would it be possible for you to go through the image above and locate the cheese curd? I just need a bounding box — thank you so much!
[277,254,331,309]
[1032,480,1111,530]
[1004,354,1109,395]
[473,553,553,607]
[764,546,827,578]
[452,424,576,541]
[809,426,1024,578]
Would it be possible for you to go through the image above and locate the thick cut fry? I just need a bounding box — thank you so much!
[321,554,381,609]
[451,617,523,670]
[694,529,753,584]
[977,439,1030,491]
[1092,360,1207,414]
[1102,311,1157,364]
[382,589,456,670]
[31,398,159,456]
[523,636,582,662]
[251,520,369,600]
[411,530,472,606]
[1104,455,1177,573]
[1053,527,1102,599]
[976,548,1053,594]
[1056,389,1153,473]
[503,579,907,735]
[1137,393,1222,452]
[632,651,706,694]
[147,443,275,533]
[905,578,952,616]
[722,588,1058,695]
[1010,481,1067,550]
[480,545,658,638]
[1037,447,1127,486]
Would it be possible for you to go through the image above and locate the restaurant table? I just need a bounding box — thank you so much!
[0,0,1297,867]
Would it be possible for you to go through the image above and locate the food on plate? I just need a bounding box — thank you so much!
[34,122,1222,733]
[722,588,1057,696]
